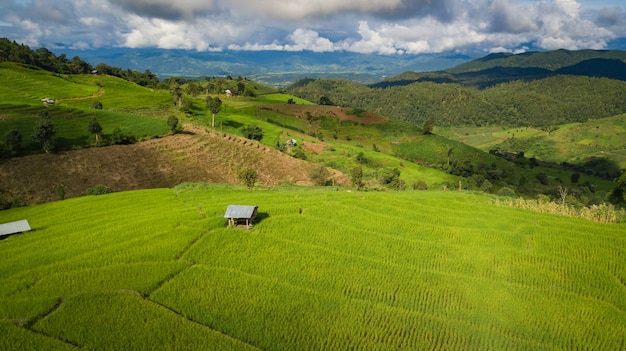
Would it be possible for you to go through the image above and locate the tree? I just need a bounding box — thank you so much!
[5,129,22,156]
[241,124,264,141]
[171,85,183,107]
[167,116,179,134]
[180,96,193,114]
[238,169,257,189]
[87,118,103,144]
[32,110,55,153]
[319,96,334,106]
[92,100,103,110]
[350,165,363,190]
[608,172,626,208]
[422,117,435,135]
[380,168,404,190]
[206,96,222,128]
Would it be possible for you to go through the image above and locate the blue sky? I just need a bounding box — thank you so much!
[0,0,625,54]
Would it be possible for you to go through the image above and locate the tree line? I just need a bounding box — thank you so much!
[0,38,159,87]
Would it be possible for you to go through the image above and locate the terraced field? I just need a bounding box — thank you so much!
[1,187,624,350]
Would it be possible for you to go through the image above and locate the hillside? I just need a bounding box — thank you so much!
[0,59,621,208]
[447,49,626,73]
[0,125,339,204]
[1,187,624,350]
[289,75,626,127]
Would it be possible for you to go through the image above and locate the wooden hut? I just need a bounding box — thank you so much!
[224,205,258,229]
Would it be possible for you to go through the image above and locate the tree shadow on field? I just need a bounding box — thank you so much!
[222,120,243,129]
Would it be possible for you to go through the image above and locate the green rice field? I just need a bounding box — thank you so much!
[1,185,624,350]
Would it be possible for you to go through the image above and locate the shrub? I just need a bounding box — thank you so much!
[412,180,428,190]
[86,184,113,195]
[56,185,65,200]
[238,169,258,189]
[350,165,363,190]
[309,166,330,186]
[109,127,135,145]
[167,116,179,133]
[496,186,516,198]
[92,100,103,110]
[292,148,307,160]
[241,125,264,141]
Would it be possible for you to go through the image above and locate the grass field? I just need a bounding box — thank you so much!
[1,186,624,350]
[438,114,626,169]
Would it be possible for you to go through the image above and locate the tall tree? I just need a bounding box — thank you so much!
[206,96,222,128]
[87,118,103,144]
[32,110,55,153]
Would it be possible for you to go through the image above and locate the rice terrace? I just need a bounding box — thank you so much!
[1,40,626,350]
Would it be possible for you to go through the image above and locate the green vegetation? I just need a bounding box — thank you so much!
[289,76,626,128]
[0,186,624,350]
[1,41,626,350]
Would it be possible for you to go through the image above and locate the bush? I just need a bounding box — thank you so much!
[86,184,113,195]
[241,124,264,141]
[56,185,65,200]
[238,169,258,189]
[92,100,103,110]
[167,116,179,133]
[496,186,516,198]
[412,180,428,190]
[109,127,135,145]
[309,166,330,186]
[292,148,307,160]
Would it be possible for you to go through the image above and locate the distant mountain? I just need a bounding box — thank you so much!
[447,49,626,73]
[372,49,626,88]
[50,47,476,86]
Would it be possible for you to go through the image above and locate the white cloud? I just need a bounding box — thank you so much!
[0,0,624,53]
[286,29,336,52]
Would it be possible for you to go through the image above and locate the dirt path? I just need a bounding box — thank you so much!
[56,88,105,102]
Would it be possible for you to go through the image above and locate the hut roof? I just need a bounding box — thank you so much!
[0,220,31,239]
[224,205,258,219]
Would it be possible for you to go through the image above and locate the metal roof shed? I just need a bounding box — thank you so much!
[0,220,31,239]
[224,205,258,229]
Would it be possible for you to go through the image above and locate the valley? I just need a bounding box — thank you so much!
[0,42,625,350]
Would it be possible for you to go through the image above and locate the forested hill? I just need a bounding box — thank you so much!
[288,54,626,127]
[372,49,626,89]
[0,38,159,87]
[448,49,626,73]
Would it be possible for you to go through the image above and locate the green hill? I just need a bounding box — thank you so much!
[0,60,620,209]
[1,186,624,350]
[447,49,626,73]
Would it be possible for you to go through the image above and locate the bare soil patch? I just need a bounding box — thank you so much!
[0,125,347,205]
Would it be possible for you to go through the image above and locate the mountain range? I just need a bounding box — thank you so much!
[51,47,476,86]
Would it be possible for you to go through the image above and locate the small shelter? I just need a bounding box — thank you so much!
[0,220,31,240]
[224,205,258,229]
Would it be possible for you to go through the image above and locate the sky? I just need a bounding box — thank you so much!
[0,0,625,55]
